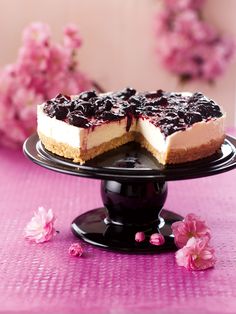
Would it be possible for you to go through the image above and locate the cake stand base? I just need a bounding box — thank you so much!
[71,207,183,253]
[23,133,236,253]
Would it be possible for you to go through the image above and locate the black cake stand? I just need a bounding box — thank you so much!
[23,134,236,253]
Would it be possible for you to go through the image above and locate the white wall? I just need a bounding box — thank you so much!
[0,0,235,126]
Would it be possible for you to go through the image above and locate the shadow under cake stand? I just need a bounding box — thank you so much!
[23,134,236,253]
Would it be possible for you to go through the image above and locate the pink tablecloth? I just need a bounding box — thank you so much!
[0,132,236,314]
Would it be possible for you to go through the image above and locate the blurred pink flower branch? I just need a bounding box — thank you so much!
[0,22,92,148]
[154,0,235,83]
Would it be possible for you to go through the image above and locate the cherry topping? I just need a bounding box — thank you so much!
[68,111,90,128]
[79,90,97,101]
[129,96,141,106]
[184,112,202,125]
[100,111,124,121]
[145,89,163,99]
[43,104,69,120]
[43,89,223,136]
[103,99,114,111]
[116,87,136,100]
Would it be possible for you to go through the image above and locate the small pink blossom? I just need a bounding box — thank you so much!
[24,207,56,243]
[164,0,205,12]
[135,232,145,242]
[22,22,51,47]
[68,243,83,257]
[172,213,211,248]
[175,237,216,270]
[149,233,165,246]
[63,24,82,50]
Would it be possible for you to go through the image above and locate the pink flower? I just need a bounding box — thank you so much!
[24,207,56,243]
[68,243,83,257]
[154,2,235,82]
[175,237,216,270]
[164,0,205,12]
[63,24,82,50]
[0,120,28,148]
[171,213,211,248]
[12,87,42,127]
[135,232,145,242]
[22,22,51,47]
[149,233,165,246]
[0,22,92,148]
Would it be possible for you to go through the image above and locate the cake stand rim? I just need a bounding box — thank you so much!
[23,133,236,182]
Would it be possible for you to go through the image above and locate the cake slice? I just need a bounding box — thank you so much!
[37,88,225,165]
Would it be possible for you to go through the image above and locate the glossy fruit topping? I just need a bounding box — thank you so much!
[43,89,223,136]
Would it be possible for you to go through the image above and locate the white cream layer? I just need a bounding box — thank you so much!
[37,104,225,153]
[38,105,84,148]
[37,105,133,150]
[138,116,225,152]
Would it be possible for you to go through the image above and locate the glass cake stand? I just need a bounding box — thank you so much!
[23,134,236,253]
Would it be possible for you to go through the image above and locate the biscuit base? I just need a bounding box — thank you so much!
[38,131,135,164]
[137,134,225,164]
[38,131,225,165]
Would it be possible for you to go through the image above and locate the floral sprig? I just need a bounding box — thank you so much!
[154,0,235,83]
[24,207,84,258]
[135,213,215,271]
[135,231,146,242]
[150,233,165,246]
[68,243,84,257]
[175,237,216,270]
[172,213,216,270]
[171,213,211,248]
[25,207,215,267]
[0,22,91,148]
[24,206,57,243]
[135,231,166,246]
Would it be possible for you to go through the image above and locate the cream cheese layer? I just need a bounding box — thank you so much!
[37,104,225,153]
[138,115,225,153]
[37,105,133,150]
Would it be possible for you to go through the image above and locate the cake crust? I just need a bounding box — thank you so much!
[38,131,135,164]
[39,131,225,165]
[137,134,225,164]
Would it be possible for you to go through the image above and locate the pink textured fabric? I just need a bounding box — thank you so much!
[0,131,236,313]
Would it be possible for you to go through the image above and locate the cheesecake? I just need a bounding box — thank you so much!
[37,88,225,165]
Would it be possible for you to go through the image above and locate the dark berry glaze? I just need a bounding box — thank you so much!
[42,88,223,137]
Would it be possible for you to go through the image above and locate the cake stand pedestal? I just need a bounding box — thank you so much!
[23,134,236,253]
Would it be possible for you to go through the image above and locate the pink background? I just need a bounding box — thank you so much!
[0,1,236,312]
[0,0,235,125]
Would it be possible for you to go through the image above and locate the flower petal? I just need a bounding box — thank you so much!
[24,206,57,243]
